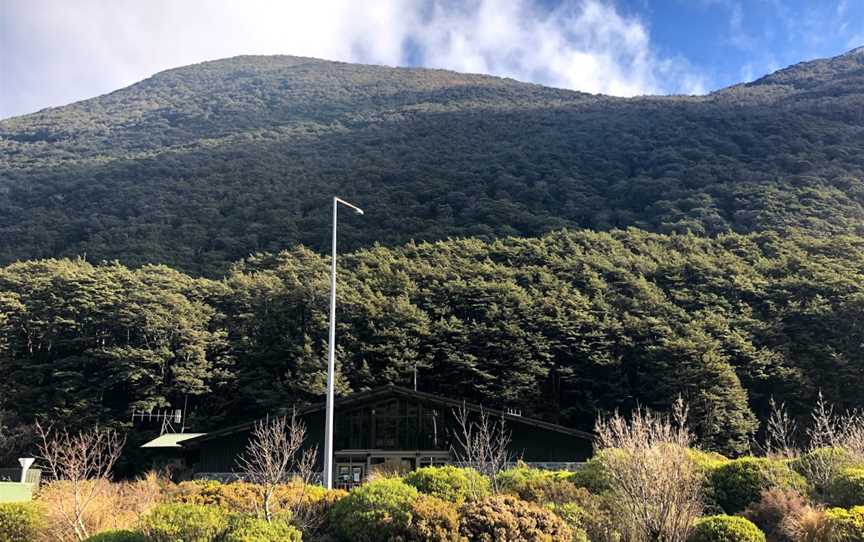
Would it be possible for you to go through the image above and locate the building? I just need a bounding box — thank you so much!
[146,385,594,487]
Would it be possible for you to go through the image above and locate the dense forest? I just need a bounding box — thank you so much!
[2,229,864,462]
[1,49,863,276]
[1,49,863,468]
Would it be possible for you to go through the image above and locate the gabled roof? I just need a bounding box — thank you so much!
[140,433,206,448]
[183,385,594,446]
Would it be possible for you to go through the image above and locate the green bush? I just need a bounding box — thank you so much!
[403,466,490,503]
[688,515,766,542]
[459,494,572,542]
[497,465,581,505]
[293,487,347,539]
[139,503,229,542]
[395,494,462,542]
[223,515,302,542]
[688,449,730,472]
[545,502,590,542]
[791,448,863,492]
[823,506,864,542]
[827,468,864,507]
[710,457,807,513]
[329,477,418,542]
[0,502,43,542]
[83,530,148,542]
[569,450,619,493]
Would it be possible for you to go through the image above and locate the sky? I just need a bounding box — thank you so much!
[1,0,862,119]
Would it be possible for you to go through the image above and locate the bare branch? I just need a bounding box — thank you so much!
[765,397,798,460]
[594,402,703,542]
[235,412,309,522]
[36,422,125,541]
[451,404,512,495]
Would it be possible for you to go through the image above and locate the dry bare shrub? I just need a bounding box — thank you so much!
[764,398,798,460]
[36,423,125,541]
[781,506,832,542]
[236,412,314,522]
[594,398,704,542]
[797,393,864,495]
[36,474,166,541]
[743,488,809,542]
[451,404,512,495]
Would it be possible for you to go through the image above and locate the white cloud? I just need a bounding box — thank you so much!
[0,0,706,118]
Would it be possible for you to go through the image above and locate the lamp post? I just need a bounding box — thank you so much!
[323,196,364,489]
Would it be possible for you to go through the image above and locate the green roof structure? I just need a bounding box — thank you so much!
[140,433,206,449]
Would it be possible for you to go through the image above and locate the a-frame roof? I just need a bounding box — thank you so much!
[183,385,594,446]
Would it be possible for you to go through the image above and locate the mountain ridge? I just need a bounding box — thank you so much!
[1,48,863,275]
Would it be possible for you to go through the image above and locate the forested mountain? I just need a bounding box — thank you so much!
[2,230,864,461]
[1,49,863,276]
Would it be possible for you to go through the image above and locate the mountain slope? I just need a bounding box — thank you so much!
[1,50,863,275]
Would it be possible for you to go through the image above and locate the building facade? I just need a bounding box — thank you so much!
[167,386,594,488]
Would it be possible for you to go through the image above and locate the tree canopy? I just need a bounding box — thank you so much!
[2,229,863,460]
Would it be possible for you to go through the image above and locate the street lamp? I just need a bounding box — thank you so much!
[323,196,364,489]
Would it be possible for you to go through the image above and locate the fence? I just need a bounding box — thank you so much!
[0,468,42,487]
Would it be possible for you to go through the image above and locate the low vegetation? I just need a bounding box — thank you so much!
[5,395,859,542]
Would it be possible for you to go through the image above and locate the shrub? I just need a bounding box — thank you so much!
[403,466,490,503]
[223,515,302,542]
[293,487,347,539]
[396,494,463,542]
[329,477,418,542]
[710,458,808,513]
[497,466,580,505]
[172,479,332,518]
[37,477,164,540]
[544,502,590,542]
[791,447,863,495]
[826,468,864,507]
[459,494,572,542]
[688,515,766,542]
[823,506,864,542]
[83,530,148,542]
[783,506,832,542]
[0,502,43,542]
[688,449,730,473]
[743,487,809,542]
[569,450,619,493]
[171,480,260,513]
[139,503,229,542]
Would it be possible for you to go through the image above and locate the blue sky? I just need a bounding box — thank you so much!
[1,0,862,119]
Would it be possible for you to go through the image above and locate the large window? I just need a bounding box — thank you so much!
[335,399,451,451]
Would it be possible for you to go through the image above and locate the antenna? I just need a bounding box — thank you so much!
[131,407,184,435]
